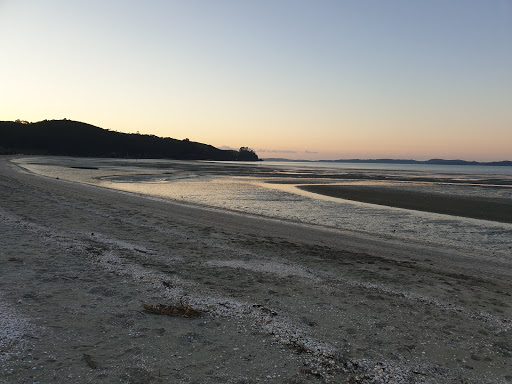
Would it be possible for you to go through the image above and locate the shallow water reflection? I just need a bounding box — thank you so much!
[15,157,512,260]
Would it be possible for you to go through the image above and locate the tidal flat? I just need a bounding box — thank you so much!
[1,156,511,383]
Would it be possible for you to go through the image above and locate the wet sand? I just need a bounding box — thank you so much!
[299,184,512,224]
[1,157,511,383]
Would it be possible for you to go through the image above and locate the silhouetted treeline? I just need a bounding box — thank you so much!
[237,147,259,161]
[0,119,259,161]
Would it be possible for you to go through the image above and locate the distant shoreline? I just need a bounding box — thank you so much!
[263,158,512,167]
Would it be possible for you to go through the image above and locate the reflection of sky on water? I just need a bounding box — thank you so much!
[15,157,512,259]
[260,161,512,176]
[101,175,511,259]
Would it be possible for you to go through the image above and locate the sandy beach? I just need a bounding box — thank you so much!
[1,157,511,383]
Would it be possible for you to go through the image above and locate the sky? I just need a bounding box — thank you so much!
[1,0,511,161]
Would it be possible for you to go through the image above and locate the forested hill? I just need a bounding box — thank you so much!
[0,119,259,161]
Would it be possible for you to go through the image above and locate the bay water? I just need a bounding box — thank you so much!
[14,157,512,260]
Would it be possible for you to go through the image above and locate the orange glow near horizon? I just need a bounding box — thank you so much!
[1,1,511,162]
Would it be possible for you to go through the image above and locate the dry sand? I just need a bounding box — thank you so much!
[1,156,511,383]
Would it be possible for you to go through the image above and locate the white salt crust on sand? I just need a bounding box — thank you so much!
[2,205,510,383]
[0,207,341,379]
[0,296,37,362]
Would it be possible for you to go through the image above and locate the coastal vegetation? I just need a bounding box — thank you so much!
[0,119,259,161]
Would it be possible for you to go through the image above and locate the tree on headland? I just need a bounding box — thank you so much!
[237,147,259,161]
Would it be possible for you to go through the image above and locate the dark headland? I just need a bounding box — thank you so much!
[0,119,259,161]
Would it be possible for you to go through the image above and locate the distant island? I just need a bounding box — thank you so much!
[264,158,512,167]
[0,119,259,161]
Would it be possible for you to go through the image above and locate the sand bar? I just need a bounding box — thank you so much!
[1,156,511,383]
[299,184,512,224]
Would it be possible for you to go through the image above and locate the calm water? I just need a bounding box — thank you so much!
[262,160,512,175]
[15,157,512,259]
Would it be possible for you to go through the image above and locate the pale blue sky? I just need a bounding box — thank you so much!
[1,0,511,160]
